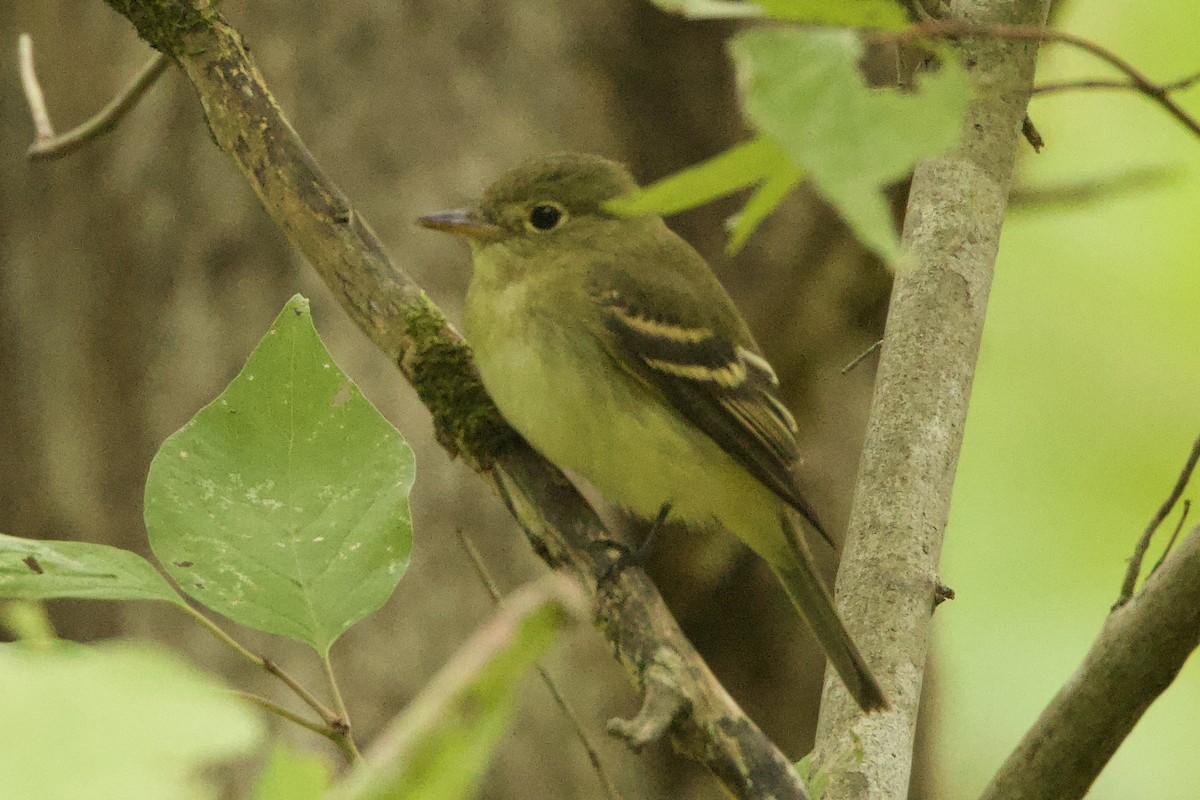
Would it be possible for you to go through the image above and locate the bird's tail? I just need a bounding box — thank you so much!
[770,552,888,713]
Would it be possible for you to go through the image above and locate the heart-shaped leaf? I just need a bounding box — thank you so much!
[144,295,415,654]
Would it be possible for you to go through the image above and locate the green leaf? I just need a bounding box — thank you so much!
[755,0,908,29]
[0,534,183,604]
[828,179,904,264]
[730,28,970,263]
[250,744,330,800]
[606,137,792,217]
[333,576,586,800]
[726,159,805,253]
[144,295,415,654]
[645,0,764,19]
[0,641,262,800]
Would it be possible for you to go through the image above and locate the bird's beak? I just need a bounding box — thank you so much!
[416,208,507,242]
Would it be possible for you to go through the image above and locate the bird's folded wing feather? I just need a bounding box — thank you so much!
[588,284,831,544]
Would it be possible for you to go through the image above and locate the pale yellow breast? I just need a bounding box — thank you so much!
[463,274,789,566]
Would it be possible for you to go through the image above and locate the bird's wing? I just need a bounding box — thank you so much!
[588,284,831,545]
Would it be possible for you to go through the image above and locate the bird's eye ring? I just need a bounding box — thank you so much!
[527,203,566,231]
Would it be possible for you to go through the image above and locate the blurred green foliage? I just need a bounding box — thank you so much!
[938,1,1200,797]
[330,579,586,800]
[0,641,263,800]
[251,745,331,800]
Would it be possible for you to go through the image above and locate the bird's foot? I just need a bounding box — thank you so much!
[594,503,672,584]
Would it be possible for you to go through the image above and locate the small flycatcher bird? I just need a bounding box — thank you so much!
[418,153,887,712]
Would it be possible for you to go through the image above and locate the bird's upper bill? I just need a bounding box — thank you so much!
[415,207,507,242]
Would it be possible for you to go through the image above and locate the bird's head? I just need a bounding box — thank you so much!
[417,153,643,261]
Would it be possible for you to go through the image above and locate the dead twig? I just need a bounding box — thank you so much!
[1114,435,1200,608]
[840,340,883,375]
[17,33,170,160]
[1021,114,1045,151]
[1009,167,1182,210]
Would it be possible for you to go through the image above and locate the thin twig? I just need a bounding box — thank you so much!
[840,340,883,375]
[870,22,1200,140]
[1021,115,1045,152]
[457,530,624,800]
[1114,435,1200,608]
[1035,69,1200,96]
[17,33,170,160]
[176,603,341,726]
[232,690,332,737]
[1150,499,1190,578]
[18,34,53,140]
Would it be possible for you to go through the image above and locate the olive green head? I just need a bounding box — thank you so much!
[416,153,643,254]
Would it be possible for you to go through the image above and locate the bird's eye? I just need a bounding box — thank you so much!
[528,204,565,231]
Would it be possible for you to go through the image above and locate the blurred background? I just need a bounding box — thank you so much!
[0,1,1196,798]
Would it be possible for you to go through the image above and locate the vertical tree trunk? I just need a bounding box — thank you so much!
[813,2,1050,798]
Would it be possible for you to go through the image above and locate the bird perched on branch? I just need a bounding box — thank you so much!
[418,152,887,712]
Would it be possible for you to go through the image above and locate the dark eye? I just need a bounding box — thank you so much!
[528,204,564,231]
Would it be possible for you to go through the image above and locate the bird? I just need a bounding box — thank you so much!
[417,152,887,712]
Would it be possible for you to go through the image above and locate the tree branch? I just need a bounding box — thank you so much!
[977,435,1200,800]
[871,21,1200,141]
[813,2,1050,798]
[981,517,1200,800]
[85,3,812,797]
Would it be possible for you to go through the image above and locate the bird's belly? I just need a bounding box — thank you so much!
[470,317,780,551]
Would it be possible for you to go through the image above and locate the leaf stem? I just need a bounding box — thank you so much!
[178,603,340,725]
[322,651,363,763]
[232,690,329,737]
[232,690,360,763]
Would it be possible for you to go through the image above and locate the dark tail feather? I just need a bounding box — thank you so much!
[770,557,888,712]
